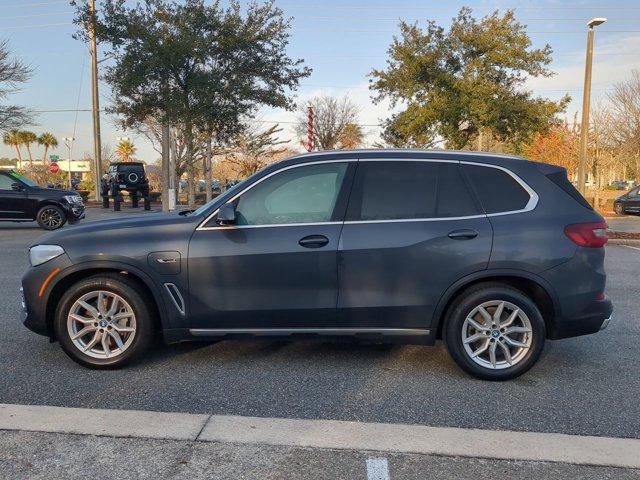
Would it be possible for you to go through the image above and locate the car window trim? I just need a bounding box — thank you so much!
[197,159,356,231]
[196,157,538,230]
[460,160,539,217]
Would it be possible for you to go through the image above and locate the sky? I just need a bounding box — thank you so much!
[1,0,640,163]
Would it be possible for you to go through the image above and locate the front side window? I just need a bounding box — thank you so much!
[231,162,348,226]
[346,161,479,221]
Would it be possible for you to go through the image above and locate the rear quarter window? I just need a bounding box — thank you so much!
[463,164,531,214]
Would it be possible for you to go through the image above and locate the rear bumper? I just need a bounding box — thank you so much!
[548,296,613,339]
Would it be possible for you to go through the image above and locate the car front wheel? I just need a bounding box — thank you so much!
[614,203,624,215]
[54,274,154,369]
[36,205,67,230]
[444,283,546,381]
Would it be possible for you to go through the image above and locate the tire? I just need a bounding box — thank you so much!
[36,205,67,230]
[614,203,624,215]
[54,274,155,369]
[443,283,546,381]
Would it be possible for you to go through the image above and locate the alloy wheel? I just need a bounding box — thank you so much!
[66,290,137,359]
[461,300,533,370]
[40,208,63,229]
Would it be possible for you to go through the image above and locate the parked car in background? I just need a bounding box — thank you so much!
[614,185,640,215]
[197,179,222,195]
[0,168,84,230]
[21,150,612,380]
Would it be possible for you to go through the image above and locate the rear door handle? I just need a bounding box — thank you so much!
[299,234,330,248]
[448,229,478,240]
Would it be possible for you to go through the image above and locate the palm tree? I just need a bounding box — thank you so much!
[3,129,23,167]
[18,130,38,167]
[38,132,58,162]
[116,139,136,162]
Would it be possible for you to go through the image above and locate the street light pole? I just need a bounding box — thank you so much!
[64,137,75,188]
[577,17,606,195]
[89,0,102,202]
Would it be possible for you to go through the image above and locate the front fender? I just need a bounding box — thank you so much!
[47,258,173,332]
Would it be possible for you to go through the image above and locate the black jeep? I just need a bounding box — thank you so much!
[102,162,150,211]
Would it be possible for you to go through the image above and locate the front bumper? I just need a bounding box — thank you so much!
[21,253,73,337]
[62,202,85,223]
[548,296,613,339]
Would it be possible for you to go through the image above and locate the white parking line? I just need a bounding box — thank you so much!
[366,458,390,480]
[2,403,640,469]
[621,244,640,251]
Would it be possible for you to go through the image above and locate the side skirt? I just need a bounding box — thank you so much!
[162,327,435,346]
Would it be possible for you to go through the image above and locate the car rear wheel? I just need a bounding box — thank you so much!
[54,274,155,369]
[36,205,67,230]
[444,283,546,381]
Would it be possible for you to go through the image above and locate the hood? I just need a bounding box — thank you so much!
[31,186,78,197]
[31,211,199,247]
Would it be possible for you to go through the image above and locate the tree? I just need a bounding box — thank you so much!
[18,130,37,166]
[370,8,569,150]
[0,40,32,132]
[608,70,640,180]
[73,0,310,207]
[38,132,58,162]
[522,121,579,175]
[295,95,359,150]
[116,139,136,162]
[3,128,23,164]
[224,124,288,176]
[337,123,364,149]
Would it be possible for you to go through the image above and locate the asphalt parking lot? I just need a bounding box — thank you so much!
[0,207,639,442]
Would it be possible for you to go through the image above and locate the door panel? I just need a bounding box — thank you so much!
[188,224,342,328]
[337,159,493,329]
[0,190,29,219]
[338,218,492,328]
[186,161,355,330]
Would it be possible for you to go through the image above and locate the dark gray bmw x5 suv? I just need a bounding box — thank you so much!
[21,150,613,380]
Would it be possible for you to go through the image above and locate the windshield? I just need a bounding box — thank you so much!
[9,171,38,187]
[191,177,251,216]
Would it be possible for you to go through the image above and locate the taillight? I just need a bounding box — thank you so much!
[564,222,608,248]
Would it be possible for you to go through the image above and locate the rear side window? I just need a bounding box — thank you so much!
[346,161,479,221]
[463,164,531,214]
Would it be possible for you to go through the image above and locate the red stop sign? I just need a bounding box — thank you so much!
[49,162,59,174]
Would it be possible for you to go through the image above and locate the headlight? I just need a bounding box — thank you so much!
[29,245,65,267]
[63,195,82,204]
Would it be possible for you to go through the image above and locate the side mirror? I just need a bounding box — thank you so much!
[11,182,24,191]
[216,203,236,225]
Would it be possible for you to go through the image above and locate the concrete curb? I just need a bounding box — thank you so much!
[2,403,640,469]
[0,403,208,441]
[608,238,640,247]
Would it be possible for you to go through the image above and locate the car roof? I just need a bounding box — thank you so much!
[110,161,145,166]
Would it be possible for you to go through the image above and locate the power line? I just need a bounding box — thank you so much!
[0,0,69,7]
[0,12,68,21]
[1,22,71,30]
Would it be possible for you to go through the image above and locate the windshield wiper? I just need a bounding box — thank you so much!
[178,209,195,216]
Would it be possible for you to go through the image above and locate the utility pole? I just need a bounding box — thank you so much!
[577,17,606,195]
[89,0,102,201]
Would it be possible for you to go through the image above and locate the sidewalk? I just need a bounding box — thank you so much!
[2,429,638,480]
[1,404,640,480]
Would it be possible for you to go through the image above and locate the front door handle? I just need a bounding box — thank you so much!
[299,234,330,248]
[448,229,478,240]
